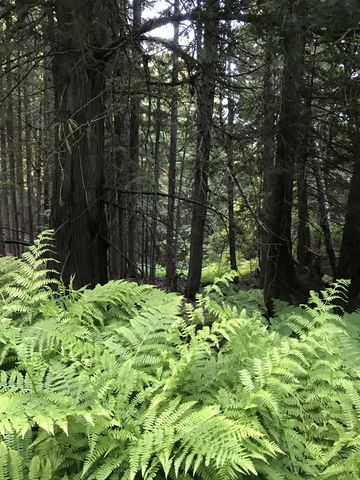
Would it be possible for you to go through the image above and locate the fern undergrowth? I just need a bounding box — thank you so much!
[0,232,360,479]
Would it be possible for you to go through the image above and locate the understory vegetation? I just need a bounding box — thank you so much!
[1,232,360,479]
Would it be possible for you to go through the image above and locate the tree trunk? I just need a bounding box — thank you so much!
[185,0,219,300]
[23,81,33,241]
[260,38,276,287]
[6,69,19,256]
[165,0,180,290]
[16,67,24,247]
[51,0,108,287]
[149,93,161,283]
[127,0,142,280]
[114,105,130,278]
[0,72,10,253]
[0,206,4,256]
[263,0,306,312]
[296,96,312,268]
[338,97,360,309]
[313,154,337,278]
[225,94,237,273]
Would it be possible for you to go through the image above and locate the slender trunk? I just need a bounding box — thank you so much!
[127,0,142,279]
[174,125,188,288]
[23,81,33,241]
[185,0,219,300]
[296,96,312,268]
[0,73,10,252]
[165,0,180,290]
[114,105,130,278]
[144,204,149,277]
[0,207,4,256]
[263,1,306,312]
[313,153,336,278]
[149,94,161,283]
[16,66,24,247]
[51,0,108,287]
[35,99,43,230]
[226,95,237,272]
[127,97,140,279]
[43,47,54,217]
[260,38,276,287]
[6,70,19,256]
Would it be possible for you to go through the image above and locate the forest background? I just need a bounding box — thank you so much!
[0,0,360,312]
[2,1,360,478]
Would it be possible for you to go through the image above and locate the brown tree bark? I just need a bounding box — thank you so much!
[165,0,180,291]
[0,72,10,253]
[260,38,276,287]
[225,94,237,273]
[185,0,219,300]
[263,0,306,312]
[149,93,162,283]
[23,80,33,241]
[6,69,19,256]
[108,0,131,279]
[51,0,109,287]
[16,67,25,247]
[296,96,312,268]
[0,207,5,256]
[338,89,360,309]
[313,153,337,278]
[127,0,142,280]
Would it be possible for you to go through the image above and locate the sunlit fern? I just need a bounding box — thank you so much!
[0,235,360,479]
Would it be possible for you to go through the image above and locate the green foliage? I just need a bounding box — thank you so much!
[204,281,264,316]
[201,262,229,286]
[1,233,360,479]
[0,256,19,288]
[200,259,257,286]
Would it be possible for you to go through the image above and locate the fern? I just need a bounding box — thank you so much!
[0,234,360,478]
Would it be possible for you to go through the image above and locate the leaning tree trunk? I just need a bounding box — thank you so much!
[263,0,306,312]
[51,0,108,287]
[185,0,219,300]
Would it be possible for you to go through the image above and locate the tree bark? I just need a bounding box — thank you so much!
[338,91,360,309]
[6,68,19,256]
[296,96,312,268]
[23,81,33,241]
[0,206,5,256]
[127,0,142,279]
[51,0,108,287]
[260,38,276,287]
[313,153,337,278]
[185,0,219,300]
[225,94,237,273]
[149,93,161,283]
[0,72,10,253]
[263,0,306,312]
[165,0,180,291]
[16,66,25,247]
